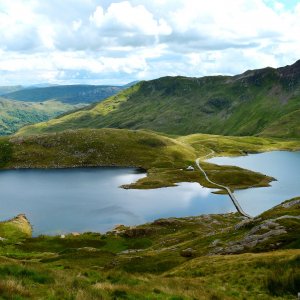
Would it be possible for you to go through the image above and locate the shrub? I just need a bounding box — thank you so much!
[265,267,300,296]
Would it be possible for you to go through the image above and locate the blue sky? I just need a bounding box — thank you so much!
[264,0,299,10]
[0,0,299,85]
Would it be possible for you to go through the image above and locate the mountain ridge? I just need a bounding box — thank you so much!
[1,84,125,104]
[17,60,300,138]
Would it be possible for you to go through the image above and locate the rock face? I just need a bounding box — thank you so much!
[210,215,300,255]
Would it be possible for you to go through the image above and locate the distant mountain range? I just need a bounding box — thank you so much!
[1,83,137,104]
[0,86,23,95]
[18,60,300,138]
[0,82,138,135]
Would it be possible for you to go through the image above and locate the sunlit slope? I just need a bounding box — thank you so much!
[0,98,83,135]
[3,129,300,190]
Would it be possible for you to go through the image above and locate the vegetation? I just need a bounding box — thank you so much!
[0,62,299,299]
[17,60,300,138]
[1,84,127,104]
[4,129,300,191]
[0,98,84,135]
[0,197,298,299]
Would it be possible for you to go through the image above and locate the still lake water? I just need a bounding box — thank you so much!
[1,151,298,235]
[207,151,300,216]
[0,168,234,235]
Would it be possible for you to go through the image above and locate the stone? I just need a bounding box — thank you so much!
[282,199,300,208]
[210,239,221,247]
[180,248,196,257]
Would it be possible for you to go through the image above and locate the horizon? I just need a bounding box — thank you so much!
[0,0,300,85]
[2,58,299,88]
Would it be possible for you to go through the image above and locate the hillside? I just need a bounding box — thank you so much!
[0,86,23,95]
[2,129,300,191]
[18,60,300,138]
[0,98,83,135]
[1,84,127,104]
[0,197,299,299]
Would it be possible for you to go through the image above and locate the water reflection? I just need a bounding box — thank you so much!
[0,168,234,235]
[207,151,300,216]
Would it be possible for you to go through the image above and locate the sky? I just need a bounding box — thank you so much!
[0,0,300,86]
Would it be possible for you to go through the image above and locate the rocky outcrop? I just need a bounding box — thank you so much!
[0,214,32,239]
[209,215,297,255]
[282,198,300,208]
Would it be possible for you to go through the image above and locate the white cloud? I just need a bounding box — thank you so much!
[0,0,299,85]
[89,2,172,36]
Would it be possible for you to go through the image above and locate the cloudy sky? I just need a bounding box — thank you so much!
[0,0,300,85]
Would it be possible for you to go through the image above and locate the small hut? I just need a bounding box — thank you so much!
[186,165,194,171]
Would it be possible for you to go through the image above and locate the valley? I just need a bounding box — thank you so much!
[0,61,299,300]
[0,83,133,135]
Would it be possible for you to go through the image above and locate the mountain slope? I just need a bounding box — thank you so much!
[0,98,83,135]
[2,84,125,104]
[0,85,23,95]
[18,60,300,138]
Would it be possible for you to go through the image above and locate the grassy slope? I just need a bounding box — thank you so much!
[260,110,300,138]
[0,197,298,299]
[17,61,300,138]
[0,98,84,135]
[4,129,300,191]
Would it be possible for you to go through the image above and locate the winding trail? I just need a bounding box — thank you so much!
[195,157,251,219]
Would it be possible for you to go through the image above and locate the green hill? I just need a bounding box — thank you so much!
[2,128,299,190]
[2,84,126,104]
[18,60,300,138]
[0,98,83,135]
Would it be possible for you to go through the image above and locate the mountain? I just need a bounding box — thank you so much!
[0,85,23,95]
[0,98,83,135]
[1,84,127,104]
[18,60,300,138]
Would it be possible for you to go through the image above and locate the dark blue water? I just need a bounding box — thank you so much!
[0,168,234,235]
[207,151,300,216]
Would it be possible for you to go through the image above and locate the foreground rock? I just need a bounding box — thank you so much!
[0,213,32,240]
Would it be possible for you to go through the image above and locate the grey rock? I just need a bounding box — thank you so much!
[282,199,300,208]
[180,248,196,257]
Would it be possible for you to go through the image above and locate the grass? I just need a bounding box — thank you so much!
[0,197,298,299]
[3,128,300,191]
[0,137,12,167]
[16,62,300,139]
[0,215,32,242]
[0,98,84,135]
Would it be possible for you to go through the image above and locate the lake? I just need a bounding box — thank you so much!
[207,151,300,216]
[0,167,234,235]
